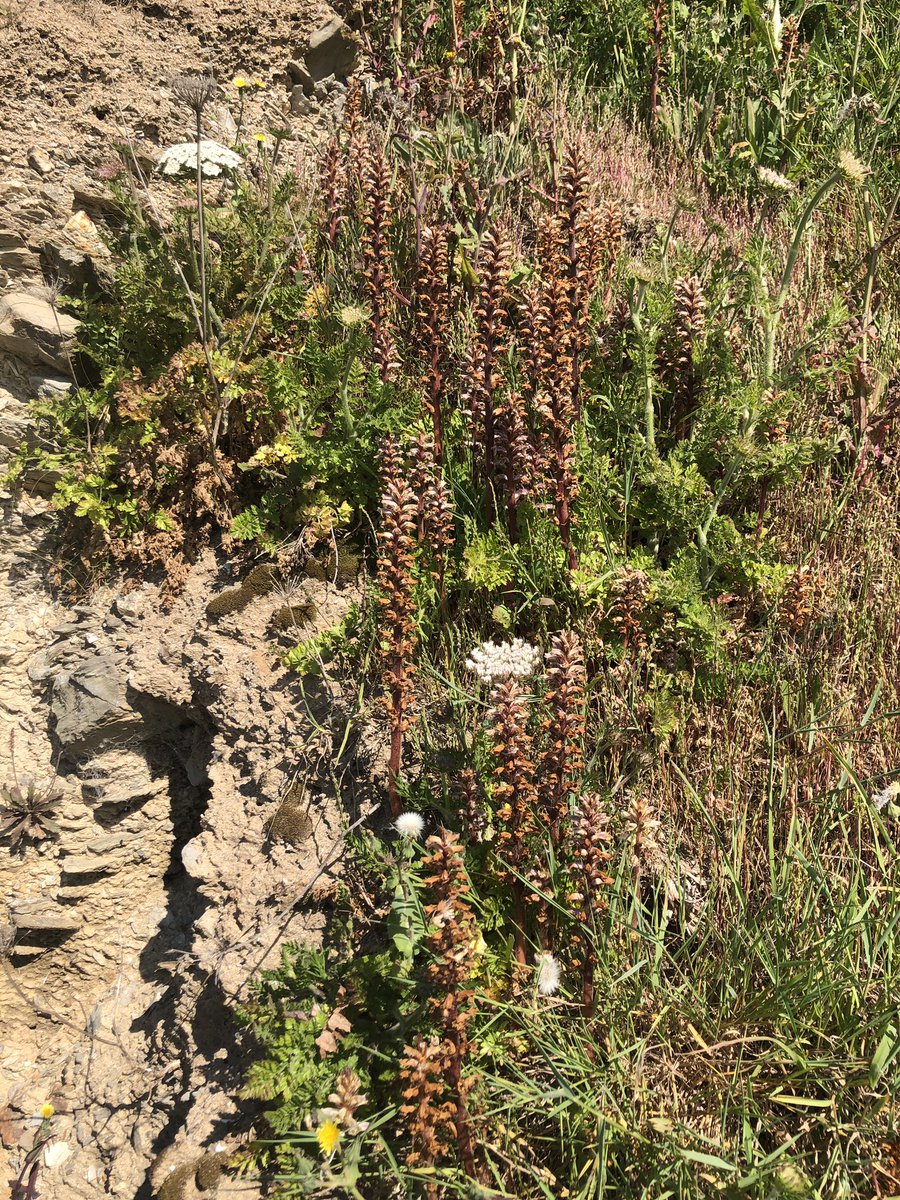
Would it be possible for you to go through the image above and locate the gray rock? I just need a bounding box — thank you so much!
[0,385,30,451]
[290,87,315,116]
[31,373,73,401]
[0,291,78,374]
[87,831,137,853]
[51,653,139,752]
[287,58,314,94]
[0,230,40,277]
[41,238,102,292]
[113,595,140,619]
[305,16,358,82]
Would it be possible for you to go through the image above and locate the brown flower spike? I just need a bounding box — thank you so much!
[376,438,418,818]
[490,678,538,963]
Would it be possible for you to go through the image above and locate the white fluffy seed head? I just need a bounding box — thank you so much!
[394,811,425,839]
[466,637,543,684]
[535,952,561,996]
[872,781,900,813]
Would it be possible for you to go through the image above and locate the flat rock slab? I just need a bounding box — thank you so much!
[12,911,82,932]
[0,290,78,373]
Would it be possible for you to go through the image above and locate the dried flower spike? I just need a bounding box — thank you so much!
[376,439,418,818]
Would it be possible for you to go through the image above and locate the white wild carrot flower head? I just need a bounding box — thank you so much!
[535,952,562,996]
[394,811,425,839]
[757,166,793,193]
[466,637,542,683]
[158,140,243,178]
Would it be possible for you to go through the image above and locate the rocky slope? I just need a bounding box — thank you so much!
[0,1,372,1195]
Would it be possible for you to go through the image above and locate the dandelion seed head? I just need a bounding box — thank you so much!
[394,811,425,839]
[535,952,561,996]
[872,781,900,812]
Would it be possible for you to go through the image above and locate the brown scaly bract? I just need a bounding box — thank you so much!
[399,1036,455,1185]
[567,792,613,1016]
[523,211,581,569]
[409,431,455,604]
[467,229,512,520]
[399,830,480,1183]
[376,438,418,817]
[656,274,706,434]
[455,767,487,844]
[490,678,537,963]
[607,566,651,655]
[495,388,535,543]
[416,225,452,460]
[320,134,346,248]
[539,631,586,849]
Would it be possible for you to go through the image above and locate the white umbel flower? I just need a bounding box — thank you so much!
[757,166,793,193]
[872,781,900,813]
[535,952,561,996]
[157,140,243,177]
[394,811,425,839]
[466,637,542,683]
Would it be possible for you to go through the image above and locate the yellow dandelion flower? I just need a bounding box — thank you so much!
[40,1103,55,1120]
[253,77,265,89]
[316,1120,341,1156]
[254,132,267,144]
[232,74,250,90]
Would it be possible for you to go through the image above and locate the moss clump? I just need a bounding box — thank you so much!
[266,784,313,847]
[206,563,277,618]
[157,1161,196,1200]
[304,540,362,586]
[269,597,316,632]
[244,563,277,595]
[195,1150,230,1191]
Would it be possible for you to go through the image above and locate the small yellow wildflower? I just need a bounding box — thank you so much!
[316,1120,341,1156]
[232,74,250,90]
[253,77,265,89]
[254,132,267,144]
[40,1103,55,1120]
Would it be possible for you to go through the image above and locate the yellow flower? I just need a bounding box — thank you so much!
[253,77,265,89]
[254,132,267,144]
[40,1103,55,1120]
[232,74,249,90]
[316,1120,341,1156]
